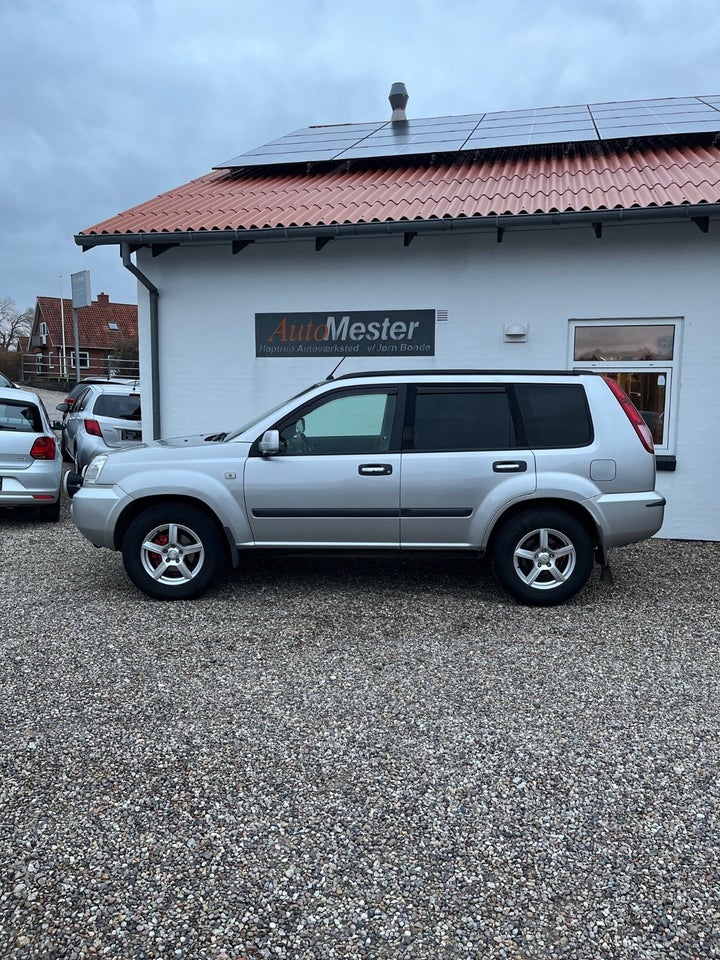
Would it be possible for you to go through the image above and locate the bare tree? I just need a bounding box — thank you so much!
[0,298,32,350]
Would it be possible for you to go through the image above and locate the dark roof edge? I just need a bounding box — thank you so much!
[75,203,720,250]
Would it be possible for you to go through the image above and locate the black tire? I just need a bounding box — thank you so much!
[122,504,226,600]
[491,508,594,606]
[38,499,61,522]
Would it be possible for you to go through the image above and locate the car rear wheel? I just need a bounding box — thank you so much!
[491,508,594,606]
[122,504,226,600]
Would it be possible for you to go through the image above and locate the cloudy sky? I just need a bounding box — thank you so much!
[2,0,720,311]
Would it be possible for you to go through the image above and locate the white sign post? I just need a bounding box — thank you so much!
[70,271,91,384]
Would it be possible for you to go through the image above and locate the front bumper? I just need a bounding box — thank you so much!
[70,484,132,549]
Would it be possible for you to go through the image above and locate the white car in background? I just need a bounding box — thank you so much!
[0,386,62,521]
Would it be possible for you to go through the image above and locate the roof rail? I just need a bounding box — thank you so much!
[331,369,588,381]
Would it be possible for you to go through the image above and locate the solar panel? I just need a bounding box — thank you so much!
[215,95,720,170]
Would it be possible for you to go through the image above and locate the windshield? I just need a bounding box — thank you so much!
[223,383,323,441]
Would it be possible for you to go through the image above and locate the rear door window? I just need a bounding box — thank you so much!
[514,383,593,447]
[409,387,516,451]
[73,388,92,412]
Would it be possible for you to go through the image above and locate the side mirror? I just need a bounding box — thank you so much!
[259,429,280,456]
[56,402,69,412]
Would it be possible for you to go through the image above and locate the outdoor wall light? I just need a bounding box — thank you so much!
[504,322,528,342]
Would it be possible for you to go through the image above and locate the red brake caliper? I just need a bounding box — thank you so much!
[149,531,169,568]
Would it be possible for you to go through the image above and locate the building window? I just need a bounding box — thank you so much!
[108,322,119,331]
[68,351,90,369]
[570,319,680,452]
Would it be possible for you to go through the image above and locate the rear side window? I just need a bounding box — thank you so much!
[93,395,142,421]
[514,384,592,447]
[410,388,516,451]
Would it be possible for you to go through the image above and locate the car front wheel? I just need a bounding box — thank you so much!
[122,504,226,600]
[491,508,594,606]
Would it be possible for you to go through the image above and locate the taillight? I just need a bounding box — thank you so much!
[30,436,57,460]
[84,418,103,438]
[602,376,655,454]
[64,397,76,406]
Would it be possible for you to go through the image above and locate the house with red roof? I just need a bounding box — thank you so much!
[74,88,720,540]
[25,293,137,380]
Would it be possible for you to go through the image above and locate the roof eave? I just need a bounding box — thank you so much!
[74,203,720,251]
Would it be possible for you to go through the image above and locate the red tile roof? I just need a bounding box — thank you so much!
[34,294,137,350]
[79,141,720,239]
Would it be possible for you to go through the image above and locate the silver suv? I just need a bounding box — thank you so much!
[57,382,142,472]
[66,371,665,605]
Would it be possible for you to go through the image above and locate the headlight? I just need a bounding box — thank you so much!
[83,455,109,484]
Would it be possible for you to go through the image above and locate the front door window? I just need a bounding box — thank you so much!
[279,391,397,456]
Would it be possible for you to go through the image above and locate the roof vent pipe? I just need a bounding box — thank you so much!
[389,82,409,121]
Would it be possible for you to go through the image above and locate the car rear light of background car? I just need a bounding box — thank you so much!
[84,419,104,438]
[30,436,57,460]
[602,376,655,454]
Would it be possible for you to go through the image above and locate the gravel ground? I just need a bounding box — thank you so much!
[1,392,719,959]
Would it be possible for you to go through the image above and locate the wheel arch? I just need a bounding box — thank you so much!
[113,494,236,566]
[485,498,605,564]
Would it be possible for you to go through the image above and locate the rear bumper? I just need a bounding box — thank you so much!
[0,463,62,507]
[588,491,666,550]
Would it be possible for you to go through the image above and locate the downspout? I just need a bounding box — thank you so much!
[120,242,161,439]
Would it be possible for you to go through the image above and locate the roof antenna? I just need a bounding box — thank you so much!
[327,356,346,380]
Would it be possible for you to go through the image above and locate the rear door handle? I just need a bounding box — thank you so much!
[493,460,528,473]
[359,463,393,476]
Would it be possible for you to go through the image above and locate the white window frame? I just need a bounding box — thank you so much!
[69,350,90,369]
[568,317,682,455]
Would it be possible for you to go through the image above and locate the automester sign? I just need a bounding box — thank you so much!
[255,310,435,357]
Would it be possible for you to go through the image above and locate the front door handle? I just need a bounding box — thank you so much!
[493,460,528,473]
[359,463,393,476]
